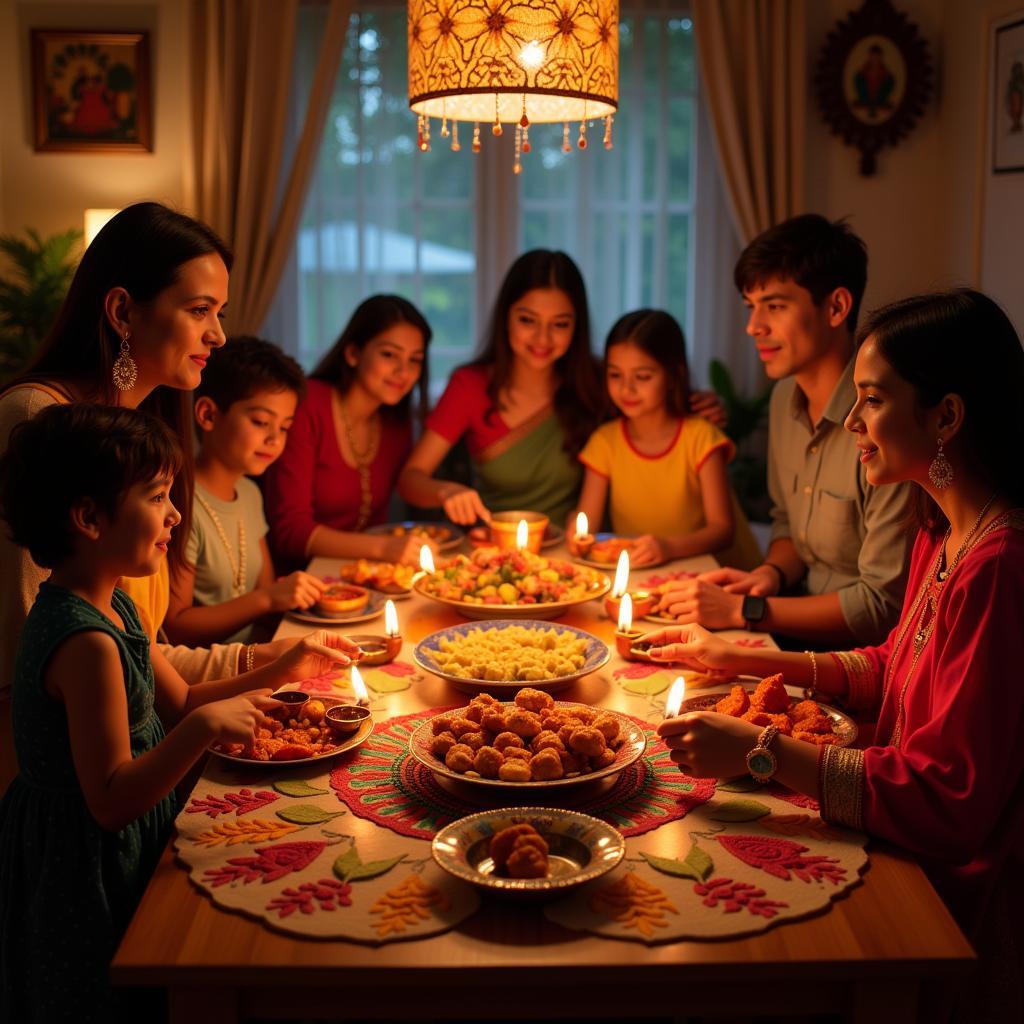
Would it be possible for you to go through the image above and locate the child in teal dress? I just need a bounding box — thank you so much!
[0,404,357,1021]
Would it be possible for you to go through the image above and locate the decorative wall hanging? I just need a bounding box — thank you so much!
[813,0,933,176]
[992,13,1024,173]
[31,29,152,152]
[407,0,619,173]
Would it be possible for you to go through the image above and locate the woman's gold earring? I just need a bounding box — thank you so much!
[112,332,138,391]
[928,437,953,489]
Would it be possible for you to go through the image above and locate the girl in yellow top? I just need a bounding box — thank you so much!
[574,310,762,570]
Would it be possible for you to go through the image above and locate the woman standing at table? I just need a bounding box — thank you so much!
[262,294,433,573]
[646,289,1024,1021]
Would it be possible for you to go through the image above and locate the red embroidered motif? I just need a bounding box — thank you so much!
[377,661,415,677]
[612,663,664,680]
[203,840,327,886]
[186,788,278,818]
[716,835,846,884]
[295,674,342,694]
[266,879,353,917]
[693,877,787,918]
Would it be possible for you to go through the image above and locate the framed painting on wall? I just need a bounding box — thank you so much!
[31,29,152,152]
[992,14,1024,173]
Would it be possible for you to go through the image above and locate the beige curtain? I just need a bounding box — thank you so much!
[189,0,351,332]
[693,0,806,244]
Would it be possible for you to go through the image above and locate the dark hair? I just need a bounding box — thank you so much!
[196,336,306,411]
[734,214,868,334]
[9,201,232,573]
[0,404,183,569]
[858,288,1024,532]
[310,295,431,424]
[604,309,691,418]
[468,249,606,456]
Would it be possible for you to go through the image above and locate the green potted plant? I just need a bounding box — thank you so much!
[709,357,773,523]
[0,227,82,385]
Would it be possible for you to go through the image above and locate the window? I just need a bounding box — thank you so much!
[267,0,702,393]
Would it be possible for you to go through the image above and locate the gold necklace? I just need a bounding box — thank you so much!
[337,398,380,531]
[884,494,1001,746]
[195,492,247,597]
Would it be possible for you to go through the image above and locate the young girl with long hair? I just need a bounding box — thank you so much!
[572,309,761,569]
[0,404,356,1020]
[262,295,432,571]
[645,290,1024,1021]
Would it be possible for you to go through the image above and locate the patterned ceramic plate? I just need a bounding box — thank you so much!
[432,807,625,894]
[413,575,610,622]
[286,590,386,626]
[208,696,374,766]
[365,520,465,552]
[413,620,609,695]
[409,702,646,790]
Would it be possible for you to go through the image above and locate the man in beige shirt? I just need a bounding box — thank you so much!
[659,214,912,645]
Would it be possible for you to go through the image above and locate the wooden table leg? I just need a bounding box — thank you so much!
[851,979,918,1024]
[168,987,238,1024]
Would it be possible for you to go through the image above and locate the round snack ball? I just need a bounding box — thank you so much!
[591,747,617,769]
[444,743,475,773]
[592,712,620,743]
[558,749,586,774]
[489,824,539,872]
[506,840,549,879]
[529,748,564,780]
[429,730,458,758]
[493,731,525,752]
[503,746,532,762]
[557,724,578,747]
[568,726,607,757]
[473,745,504,778]
[531,730,566,754]
[567,706,597,725]
[514,687,554,713]
[448,716,479,737]
[507,709,543,739]
[431,715,455,736]
[464,703,484,724]
[460,730,487,751]
[498,759,532,782]
[481,709,509,733]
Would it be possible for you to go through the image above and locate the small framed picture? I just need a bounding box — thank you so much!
[31,29,152,152]
[992,14,1024,174]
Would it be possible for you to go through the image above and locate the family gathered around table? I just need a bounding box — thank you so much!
[0,202,1021,1023]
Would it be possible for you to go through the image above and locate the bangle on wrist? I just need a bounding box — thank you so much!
[803,650,818,700]
[244,643,256,674]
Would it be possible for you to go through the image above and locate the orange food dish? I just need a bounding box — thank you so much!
[213,699,347,761]
[317,583,370,616]
[587,536,636,564]
[337,560,415,593]
[711,674,843,745]
[489,823,550,879]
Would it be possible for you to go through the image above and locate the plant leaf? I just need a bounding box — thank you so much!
[346,855,406,882]
[619,675,672,695]
[640,851,701,880]
[708,799,772,822]
[365,673,410,694]
[273,779,329,798]
[332,845,362,881]
[716,776,762,793]
[276,804,346,825]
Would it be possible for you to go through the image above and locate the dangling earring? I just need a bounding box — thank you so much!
[112,332,138,391]
[928,437,953,489]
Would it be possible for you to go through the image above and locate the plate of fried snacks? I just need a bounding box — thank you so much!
[365,520,464,552]
[286,587,386,626]
[680,674,857,748]
[409,689,646,789]
[414,547,610,620]
[210,694,374,765]
[432,808,625,894]
[414,620,609,694]
[334,559,416,597]
[571,533,663,569]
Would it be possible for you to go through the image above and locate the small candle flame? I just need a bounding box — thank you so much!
[612,549,630,598]
[664,676,686,719]
[575,511,588,539]
[516,518,529,550]
[617,592,633,632]
[350,664,369,706]
[419,544,435,574]
[384,599,399,638]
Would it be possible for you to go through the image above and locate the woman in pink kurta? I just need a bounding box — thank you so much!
[644,289,1024,1020]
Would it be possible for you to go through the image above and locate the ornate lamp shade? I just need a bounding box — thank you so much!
[408,0,619,166]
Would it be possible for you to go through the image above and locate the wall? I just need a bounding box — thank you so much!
[0,0,191,240]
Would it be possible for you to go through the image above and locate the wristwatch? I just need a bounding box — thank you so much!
[742,594,768,630]
[746,724,780,783]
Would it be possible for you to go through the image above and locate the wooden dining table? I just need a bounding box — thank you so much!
[112,547,974,1023]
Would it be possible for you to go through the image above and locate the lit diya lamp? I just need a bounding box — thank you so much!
[324,664,372,735]
[613,594,660,662]
[603,549,656,622]
[663,676,686,719]
[573,511,595,557]
[348,599,402,666]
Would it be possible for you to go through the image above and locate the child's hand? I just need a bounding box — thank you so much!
[384,534,437,567]
[630,534,668,567]
[265,571,325,611]
[640,623,742,673]
[439,485,491,526]
[197,693,278,745]
[268,630,361,684]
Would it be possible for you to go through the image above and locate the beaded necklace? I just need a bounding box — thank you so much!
[337,398,380,532]
[195,491,247,597]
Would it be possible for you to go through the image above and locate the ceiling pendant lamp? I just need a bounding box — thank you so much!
[408,0,619,173]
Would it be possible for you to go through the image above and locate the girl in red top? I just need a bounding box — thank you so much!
[263,296,432,572]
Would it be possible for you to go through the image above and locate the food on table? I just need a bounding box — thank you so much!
[489,823,550,879]
[316,583,370,616]
[421,623,590,681]
[581,536,636,564]
[417,547,605,606]
[387,523,451,543]
[711,675,844,745]
[213,698,351,761]
[336,559,415,593]
[425,689,628,781]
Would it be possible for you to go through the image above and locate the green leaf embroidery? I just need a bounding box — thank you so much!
[347,855,406,882]
[640,841,714,882]
[365,674,411,694]
[619,675,672,696]
[276,805,346,825]
[682,843,714,881]
[709,799,772,822]
[273,780,329,798]
[716,776,762,793]
[332,846,361,881]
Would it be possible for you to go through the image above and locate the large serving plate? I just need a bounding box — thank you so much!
[365,520,464,552]
[413,575,610,621]
[208,695,374,766]
[409,702,646,791]
[413,620,609,694]
[432,807,625,894]
[286,590,386,626]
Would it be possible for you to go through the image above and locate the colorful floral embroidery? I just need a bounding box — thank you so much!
[203,840,327,887]
[588,873,679,937]
[693,878,787,918]
[186,788,278,818]
[759,814,840,841]
[193,819,302,848]
[266,879,352,918]
[368,874,450,936]
[716,835,846,884]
